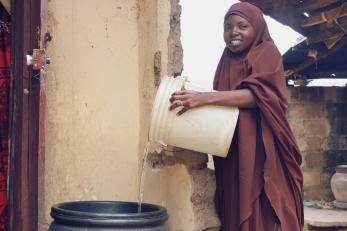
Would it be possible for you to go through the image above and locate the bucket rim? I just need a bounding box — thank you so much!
[148,76,187,144]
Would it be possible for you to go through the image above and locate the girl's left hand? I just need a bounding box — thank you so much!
[169,89,205,116]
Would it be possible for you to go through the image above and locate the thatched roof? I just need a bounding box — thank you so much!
[242,0,347,79]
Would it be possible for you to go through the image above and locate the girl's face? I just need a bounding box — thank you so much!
[224,14,256,55]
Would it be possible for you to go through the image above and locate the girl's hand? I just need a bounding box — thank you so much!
[169,88,206,116]
[169,87,257,115]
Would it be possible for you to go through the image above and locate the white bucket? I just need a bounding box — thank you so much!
[148,76,239,157]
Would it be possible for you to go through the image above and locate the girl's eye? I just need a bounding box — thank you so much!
[224,25,232,31]
[239,24,248,30]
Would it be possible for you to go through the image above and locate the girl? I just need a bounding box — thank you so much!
[170,2,303,231]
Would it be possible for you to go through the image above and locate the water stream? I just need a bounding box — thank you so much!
[137,142,150,213]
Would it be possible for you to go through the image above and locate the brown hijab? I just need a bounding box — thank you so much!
[213,3,303,230]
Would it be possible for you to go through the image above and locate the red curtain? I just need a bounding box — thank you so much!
[0,5,10,230]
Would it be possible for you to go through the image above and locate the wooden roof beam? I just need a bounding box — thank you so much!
[241,0,305,34]
[306,18,347,45]
[297,0,343,13]
[301,2,347,27]
[285,35,347,78]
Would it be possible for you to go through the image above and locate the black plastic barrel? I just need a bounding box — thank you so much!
[49,201,168,231]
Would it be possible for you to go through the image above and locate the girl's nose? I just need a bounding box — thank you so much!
[231,29,239,37]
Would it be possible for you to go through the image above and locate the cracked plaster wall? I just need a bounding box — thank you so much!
[142,1,220,230]
[137,0,220,230]
[43,0,141,230]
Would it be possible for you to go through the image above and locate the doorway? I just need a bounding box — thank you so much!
[7,0,46,230]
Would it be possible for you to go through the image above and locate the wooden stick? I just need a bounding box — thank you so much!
[302,3,347,27]
[297,0,343,13]
[306,18,347,44]
[285,35,347,78]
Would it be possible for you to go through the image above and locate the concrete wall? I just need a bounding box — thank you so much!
[287,87,347,200]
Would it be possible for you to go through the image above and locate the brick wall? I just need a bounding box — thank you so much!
[287,87,347,200]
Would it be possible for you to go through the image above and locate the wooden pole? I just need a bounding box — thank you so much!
[285,36,347,78]
[296,0,343,13]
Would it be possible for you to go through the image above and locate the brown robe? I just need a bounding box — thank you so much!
[213,3,303,231]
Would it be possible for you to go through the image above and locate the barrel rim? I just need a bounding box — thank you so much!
[51,201,168,220]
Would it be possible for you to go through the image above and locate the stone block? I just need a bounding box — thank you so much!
[301,88,325,102]
[304,152,325,170]
[324,88,347,102]
[324,150,347,174]
[147,149,208,169]
[305,207,347,229]
[298,137,308,152]
[189,168,221,231]
[331,119,347,135]
[287,87,301,102]
[303,119,330,136]
[327,134,347,150]
[174,150,208,169]
[290,120,305,139]
[288,87,325,102]
[147,152,177,168]
[303,171,321,187]
[287,102,306,119]
[305,136,327,152]
[326,103,347,120]
[328,134,342,150]
[320,173,332,187]
[301,151,308,168]
[303,185,333,200]
[338,136,347,150]
[304,103,326,118]
[288,103,325,120]
[306,227,347,231]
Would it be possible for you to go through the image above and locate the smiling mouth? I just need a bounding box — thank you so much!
[230,40,242,46]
